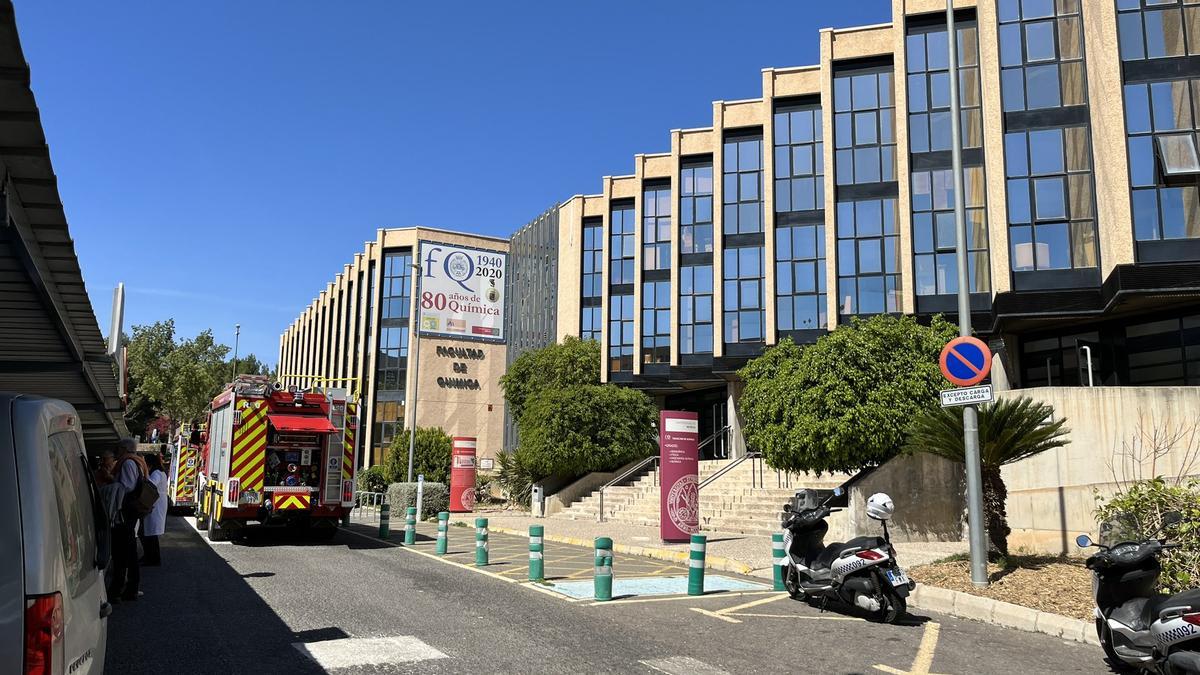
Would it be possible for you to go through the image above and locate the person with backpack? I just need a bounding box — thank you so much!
[109,437,152,601]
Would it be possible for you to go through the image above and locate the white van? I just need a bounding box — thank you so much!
[1,394,109,674]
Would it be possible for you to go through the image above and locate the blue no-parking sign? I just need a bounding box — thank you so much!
[939,336,992,387]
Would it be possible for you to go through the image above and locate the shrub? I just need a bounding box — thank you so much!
[905,396,1070,556]
[517,384,656,479]
[386,481,449,520]
[1095,477,1200,594]
[383,426,453,485]
[500,337,600,421]
[739,315,957,475]
[495,449,535,506]
[357,465,388,494]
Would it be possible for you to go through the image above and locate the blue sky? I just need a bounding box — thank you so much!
[16,1,890,365]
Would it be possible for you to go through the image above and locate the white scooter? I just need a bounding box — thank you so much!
[780,487,914,623]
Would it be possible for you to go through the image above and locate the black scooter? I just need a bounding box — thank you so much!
[1078,512,1200,673]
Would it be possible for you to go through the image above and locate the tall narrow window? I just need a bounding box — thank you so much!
[723,246,764,343]
[723,136,763,235]
[1117,0,1200,62]
[641,281,670,363]
[373,250,412,462]
[998,0,1086,112]
[609,204,635,284]
[643,185,671,270]
[580,218,604,340]
[836,198,900,316]
[774,106,824,214]
[680,265,714,354]
[680,162,714,253]
[775,224,827,332]
[608,294,634,372]
[1004,127,1098,270]
[1124,78,1200,244]
[912,167,991,294]
[834,70,897,186]
[908,22,983,152]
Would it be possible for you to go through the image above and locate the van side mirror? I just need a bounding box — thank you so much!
[1075,534,1093,548]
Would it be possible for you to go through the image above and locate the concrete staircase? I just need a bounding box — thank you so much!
[552,459,853,537]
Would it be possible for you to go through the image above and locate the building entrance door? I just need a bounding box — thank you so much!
[663,386,727,461]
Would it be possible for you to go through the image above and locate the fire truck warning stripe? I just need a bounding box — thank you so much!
[232,415,268,454]
[240,462,265,492]
[229,432,266,476]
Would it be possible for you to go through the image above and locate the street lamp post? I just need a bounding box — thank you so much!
[232,323,241,382]
[946,0,989,587]
[407,262,422,483]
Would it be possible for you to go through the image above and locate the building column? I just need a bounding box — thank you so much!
[726,380,747,459]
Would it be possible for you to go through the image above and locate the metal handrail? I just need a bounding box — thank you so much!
[698,451,763,491]
[697,425,731,459]
[598,455,659,523]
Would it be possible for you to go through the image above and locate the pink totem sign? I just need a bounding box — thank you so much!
[659,410,700,543]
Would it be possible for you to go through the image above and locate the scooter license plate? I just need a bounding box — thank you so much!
[886,568,909,587]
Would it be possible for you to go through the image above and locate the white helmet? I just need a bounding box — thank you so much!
[866,493,895,521]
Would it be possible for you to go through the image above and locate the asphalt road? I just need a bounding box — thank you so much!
[105,516,1103,674]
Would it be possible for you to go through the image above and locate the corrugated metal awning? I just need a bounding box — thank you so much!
[0,1,127,450]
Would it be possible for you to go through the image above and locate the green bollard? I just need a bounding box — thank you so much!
[529,525,544,582]
[404,507,417,545]
[378,502,391,539]
[594,537,614,602]
[772,533,786,591]
[436,511,449,555]
[475,518,489,566]
[688,534,706,596]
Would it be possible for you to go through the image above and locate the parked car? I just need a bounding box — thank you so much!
[1,394,109,674]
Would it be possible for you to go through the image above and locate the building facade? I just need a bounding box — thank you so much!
[286,0,1200,468]
[278,228,509,468]
[540,0,1200,457]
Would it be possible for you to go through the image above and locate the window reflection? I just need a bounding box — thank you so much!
[1124,78,1200,243]
[723,138,763,234]
[999,0,1086,113]
[1005,128,1097,269]
[722,247,764,343]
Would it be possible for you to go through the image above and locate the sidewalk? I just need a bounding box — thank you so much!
[452,508,969,578]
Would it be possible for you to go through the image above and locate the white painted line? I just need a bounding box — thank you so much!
[292,636,446,669]
[641,656,731,675]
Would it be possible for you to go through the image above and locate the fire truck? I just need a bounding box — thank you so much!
[166,423,200,513]
[194,375,358,540]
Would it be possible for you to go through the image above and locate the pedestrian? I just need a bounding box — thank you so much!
[93,449,116,486]
[139,453,169,566]
[109,437,147,602]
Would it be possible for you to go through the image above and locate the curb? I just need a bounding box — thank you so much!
[907,584,1100,646]
[462,523,756,575]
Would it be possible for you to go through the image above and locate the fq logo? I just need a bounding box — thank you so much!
[422,246,475,293]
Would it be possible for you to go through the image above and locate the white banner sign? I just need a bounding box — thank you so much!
[940,384,994,407]
[416,242,506,342]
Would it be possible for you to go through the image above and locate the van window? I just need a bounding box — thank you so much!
[47,432,96,596]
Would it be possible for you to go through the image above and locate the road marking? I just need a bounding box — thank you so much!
[640,656,731,675]
[714,592,791,615]
[873,622,944,675]
[586,590,778,607]
[339,526,581,602]
[731,612,863,621]
[689,607,741,623]
[292,636,446,668]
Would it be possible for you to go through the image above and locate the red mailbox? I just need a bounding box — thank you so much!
[449,436,477,512]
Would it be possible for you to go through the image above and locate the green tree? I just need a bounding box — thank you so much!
[738,314,957,475]
[383,426,453,485]
[516,384,657,479]
[500,337,600,421]
[905,396,1070,556]
[126,321,230,429]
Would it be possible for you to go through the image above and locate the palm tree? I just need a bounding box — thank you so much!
[905,396,1070,556]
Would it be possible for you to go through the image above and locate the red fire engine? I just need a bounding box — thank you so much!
[195,375,358,540]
